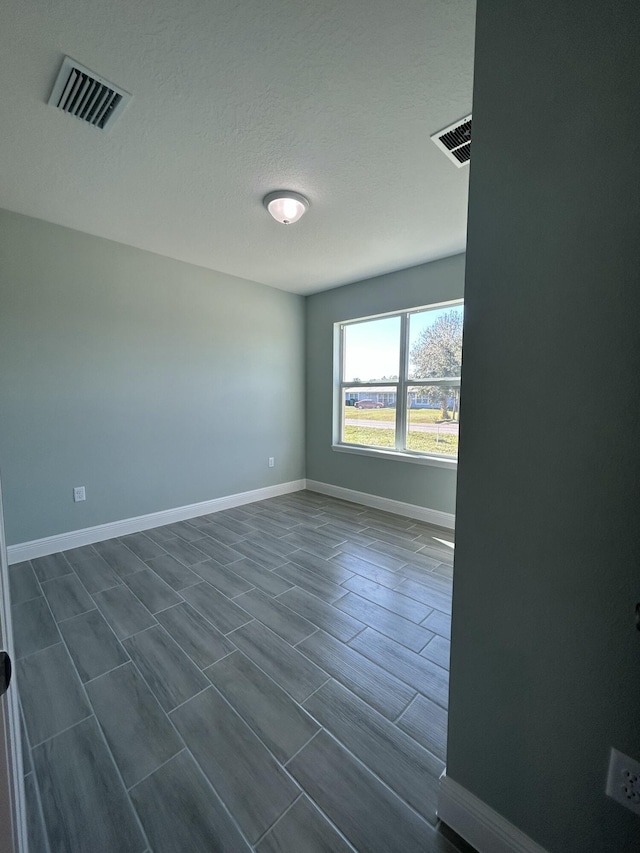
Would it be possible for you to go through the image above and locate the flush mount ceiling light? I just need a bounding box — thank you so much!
[263,191,309,225]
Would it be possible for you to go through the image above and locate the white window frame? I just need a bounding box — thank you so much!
[332,299,462,468]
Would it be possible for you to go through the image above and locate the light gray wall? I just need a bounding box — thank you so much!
[305,254,465,514]
[448,2,640,852]
[0,209,305,545]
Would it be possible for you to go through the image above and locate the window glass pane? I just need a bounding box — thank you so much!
[343,316,401,383]
[408,305,463,381]
[342,387,396,448]
[406,386,459,456]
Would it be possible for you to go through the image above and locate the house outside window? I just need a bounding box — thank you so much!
[334,301,463,464]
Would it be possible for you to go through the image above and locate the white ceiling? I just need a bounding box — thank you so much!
[0,0,475,295]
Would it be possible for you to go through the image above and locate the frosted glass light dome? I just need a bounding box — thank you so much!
[263,191,309,224]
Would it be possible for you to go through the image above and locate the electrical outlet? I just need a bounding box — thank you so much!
[268,457,275,468]
[73,486,86,502]
[606,747,640,815]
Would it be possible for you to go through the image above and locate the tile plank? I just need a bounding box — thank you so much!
[123,625,209,711]
[31,553,72,582]
[285,526,346,549]
[93,539,148,577]
[335,592,434,652]
[394,577,452,615]
[256,795,353,853]
[396,560,454,586]
[123,569,182,613]
[64,546,122,593]
[342,574,432,623]
[12,597,60,659]
[370,540,442,572]
[277,587,365,643]
[197,519,247,545]
[243,516,295,539]
[365,526,423,551]
[130,751,251,853]
[234,589,316,645]
[275,562,347,603]
[338,541,407,572]
[166,520,206,542]
[420,635,451,669]
[422,608,452,640]
[190,536,243,565]
[228,558,294,596]
[287,731,433,853]
[206,651,319,762]
[93,585,156,640]
[9,562,41,605]
[282,533,341,559]
[155,602,236,669]
[120,532,166,561]
[297,631,415,720]
[181,582,253,634]
[170,688,299,844]
[192,558,255,597]
[304,679,443,823]
[145,553,201,591]
[397,694,448,761]
[288,550,354,585]
[24,771,49,853]
[349,628,449,709]
[210,514,255,537]
[232,539,289,570]
[160,536,209,566]
[59,609,129,682]
[33,717,145,853]
[17,644,91,745]
[41,574,94,622]
[230,621,328,703]
[142,526,180,546]
[329,552,399,588]
[87,663,182,787]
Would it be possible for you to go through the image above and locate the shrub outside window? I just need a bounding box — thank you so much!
[335,301,463,460]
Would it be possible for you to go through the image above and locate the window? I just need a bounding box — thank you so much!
[335,301,463,463]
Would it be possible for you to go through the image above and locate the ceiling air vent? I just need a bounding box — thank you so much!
[431,115,471,167]
[47,56,131,130]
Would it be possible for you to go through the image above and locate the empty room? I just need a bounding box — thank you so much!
[1,2,638,853]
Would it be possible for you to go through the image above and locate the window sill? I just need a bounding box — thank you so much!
[331,443,458,469]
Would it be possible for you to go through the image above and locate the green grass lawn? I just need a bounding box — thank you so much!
[345,407,457,425]
[344,425,458,455]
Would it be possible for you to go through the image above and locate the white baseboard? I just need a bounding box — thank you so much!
[7,480,306,564]
[438,775,549,853]
[305,480,455,529]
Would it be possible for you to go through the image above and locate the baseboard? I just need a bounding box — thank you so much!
[7,479,306,564]
[438,775,549,853]
[305,479,455,529]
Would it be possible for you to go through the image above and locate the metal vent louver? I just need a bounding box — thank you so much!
[47,56,131,130]
[431,115,471,167]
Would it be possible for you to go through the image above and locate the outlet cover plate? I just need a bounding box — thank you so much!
[73,486,86,502]
[606,747,640,815]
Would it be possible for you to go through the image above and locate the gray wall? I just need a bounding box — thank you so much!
[305,254,465,515]
[448,2,640,852]
[0,209,305,545]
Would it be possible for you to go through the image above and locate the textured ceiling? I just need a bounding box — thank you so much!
[0,0,475,294]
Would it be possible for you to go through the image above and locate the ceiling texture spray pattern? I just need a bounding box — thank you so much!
[0,0,475,293]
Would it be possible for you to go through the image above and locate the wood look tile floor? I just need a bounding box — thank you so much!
[11,490,473,853]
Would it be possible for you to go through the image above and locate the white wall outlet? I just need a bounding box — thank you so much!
[73,486,86,502]
[606,747,640,816]
[268,457,275,468]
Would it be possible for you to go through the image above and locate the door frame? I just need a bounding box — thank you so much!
[0,473,28,852]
